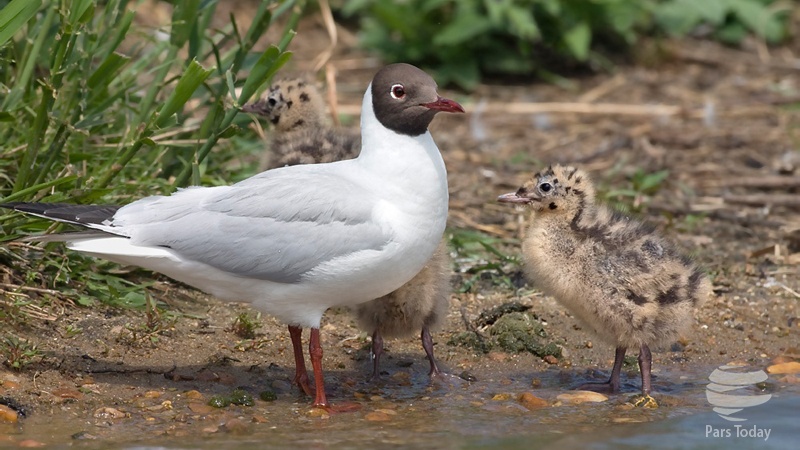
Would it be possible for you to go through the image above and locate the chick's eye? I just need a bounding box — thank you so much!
[539,182,552,192]
[390,84,405,99]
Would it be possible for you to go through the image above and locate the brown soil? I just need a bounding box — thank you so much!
[1,13,799,448]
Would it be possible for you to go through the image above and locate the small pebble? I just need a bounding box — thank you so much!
[144,401,172,412]
[530,378,542,388]
[3,380,19,391]
[144,390,162,399]
[251,415,269,423]
[767,361,800,374]
[306,408,330,419]
[93,407,127,419]
[0,404,18,423]
[18,440,46,448]
[556,391,609,404]
[185,390,204,400]
[543,355,558,365]
[391,372,411,386]
[196,370,220,382]
[222,418,249,434]
[491,393,513,401]
[487,352,508,362]
[71,431,97,440]
[459,371,477,382]
[364,411,392,422]
[188,402,214,414]
[518,392,549,410]
[51,388,83,400]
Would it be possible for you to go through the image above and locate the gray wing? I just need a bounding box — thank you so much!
[110,166,390,283]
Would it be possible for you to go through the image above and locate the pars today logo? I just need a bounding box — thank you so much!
[705,364,773,441]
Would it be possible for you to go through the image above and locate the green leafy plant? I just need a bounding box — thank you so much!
[64,324,83,338]
[337,0,790,88]
[654,0,790,44]
[1,335,42,370]
[228,312,262,340]
[118,292,178,346]
[604,168,670,212]
[449,229,521,293]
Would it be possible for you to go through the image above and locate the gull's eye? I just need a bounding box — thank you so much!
[390,84,405,99]
[540,182,552,193]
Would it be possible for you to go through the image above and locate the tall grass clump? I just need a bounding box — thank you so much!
[0,0,302,312]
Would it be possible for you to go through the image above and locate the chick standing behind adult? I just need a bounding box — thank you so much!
[243,77,360,169]
[244,77,452,378]
[498,165,710,404]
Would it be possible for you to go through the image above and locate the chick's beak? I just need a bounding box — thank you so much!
[241,100,268,115]
[497,192,532,204]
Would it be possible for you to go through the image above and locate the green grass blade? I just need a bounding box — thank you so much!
[0,0,42,47]
[2,4,55,110]
[87,52,131,89]
[155,59,213,129]
[170,0,201,49]
[1,175,78,204]
[67,0,94,26]
[98,8,134,61]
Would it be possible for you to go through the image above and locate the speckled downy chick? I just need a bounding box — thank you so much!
[498,165,710,398]
[243,78,452,378]
[242,77,360,169]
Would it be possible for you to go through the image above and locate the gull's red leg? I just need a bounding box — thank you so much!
[308,327,329,408]
[309,327,361,413]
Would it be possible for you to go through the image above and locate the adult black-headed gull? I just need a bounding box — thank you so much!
[244,76,452,379]
[2,63,464,410]
[498,165,710,407]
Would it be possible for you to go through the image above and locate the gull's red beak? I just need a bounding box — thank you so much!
[422,96,465,113]
[497,192,532,204]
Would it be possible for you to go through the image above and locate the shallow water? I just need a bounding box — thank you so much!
[2,363,798,449]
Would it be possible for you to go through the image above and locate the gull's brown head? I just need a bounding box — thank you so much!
[370,63,464,136]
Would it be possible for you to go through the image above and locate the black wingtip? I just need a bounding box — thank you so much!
[1,202,120,226]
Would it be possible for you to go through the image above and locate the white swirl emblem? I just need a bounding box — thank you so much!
[706,364,772,422]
